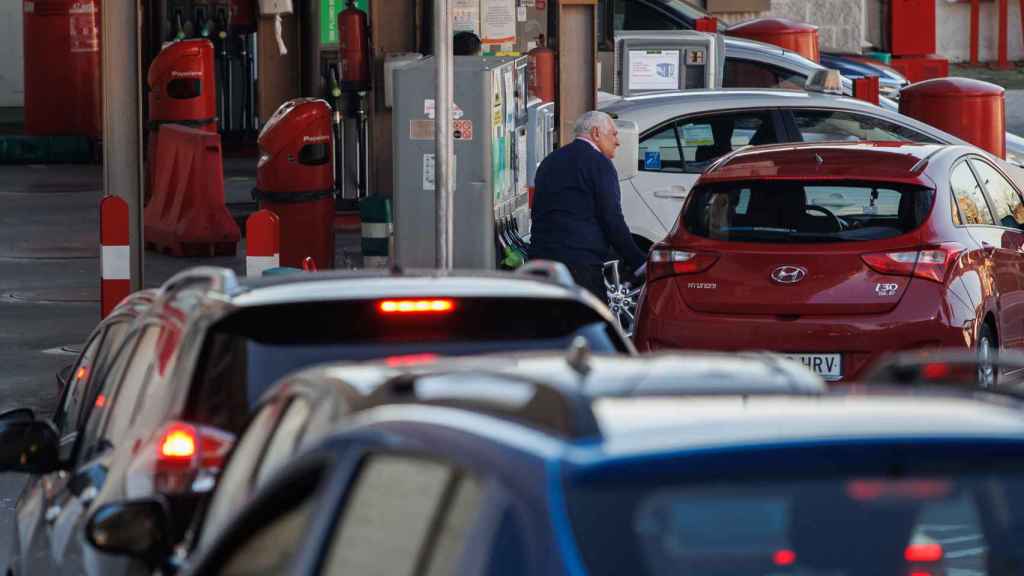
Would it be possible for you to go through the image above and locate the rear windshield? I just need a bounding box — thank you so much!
[568,467,1024,576]
[683,180,935,243]
[186,298,626,431]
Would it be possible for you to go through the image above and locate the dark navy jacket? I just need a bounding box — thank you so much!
[529,139,646,270]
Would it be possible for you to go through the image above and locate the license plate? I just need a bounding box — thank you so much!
[784,353,842,381]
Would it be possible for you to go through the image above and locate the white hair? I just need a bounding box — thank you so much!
[574,111,615,137]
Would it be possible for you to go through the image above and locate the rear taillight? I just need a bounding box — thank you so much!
[860,243,964,284]
[905,543,943,563]
[152,421,235,493]
[647,249,719,282]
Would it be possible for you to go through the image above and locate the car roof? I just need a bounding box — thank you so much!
[699,141,961,184]
[287,350,826,399]
[585,392,1024,457]
[604,89,905,131]
[218,268,596,307]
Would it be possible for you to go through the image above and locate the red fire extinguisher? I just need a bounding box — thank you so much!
[338,0,370,92]
[528,35,555,104]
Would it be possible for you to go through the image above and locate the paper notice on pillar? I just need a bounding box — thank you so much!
[423,154,457,191]
[424,99,465,120]
[454,0,480,34]
[482,0,517,50]
[628,49,680,91]
[69,1,100,53]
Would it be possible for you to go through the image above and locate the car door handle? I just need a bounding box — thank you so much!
[653,185,688,199]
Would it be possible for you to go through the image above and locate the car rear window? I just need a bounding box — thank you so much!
[186,298,626,431]
[683,180,935,243]
[568,469,1024,576]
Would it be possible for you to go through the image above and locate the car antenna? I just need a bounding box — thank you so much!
[566,336,592,378]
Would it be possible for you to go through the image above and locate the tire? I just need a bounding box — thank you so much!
[977,323,998,389]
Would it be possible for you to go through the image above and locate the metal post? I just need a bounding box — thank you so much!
[101,0,144,290]
[434,0,453,269]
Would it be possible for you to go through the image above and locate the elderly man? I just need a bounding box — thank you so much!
[529,111,646,302]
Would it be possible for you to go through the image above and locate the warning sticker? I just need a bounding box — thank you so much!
[410,120,435,141]
[411,119,474,141]
[453,119,474,141]
[423,154,457,191]
[70,1,100,53]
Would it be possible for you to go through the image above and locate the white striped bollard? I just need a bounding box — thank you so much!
[100,196,131,318]
[246,209,280,277]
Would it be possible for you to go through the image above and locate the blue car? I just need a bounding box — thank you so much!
[820,51,910,98]
[86,354,1024,576]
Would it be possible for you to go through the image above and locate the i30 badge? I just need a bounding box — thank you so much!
[771,266,807,284]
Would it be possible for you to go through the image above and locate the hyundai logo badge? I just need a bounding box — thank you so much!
[771,266,807,284]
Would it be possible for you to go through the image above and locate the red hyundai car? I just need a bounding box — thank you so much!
[634,142,1024,384]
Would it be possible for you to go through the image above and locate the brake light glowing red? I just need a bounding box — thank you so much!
[922,362,952,379]
[846,479,953,501]
[773,549,797,566]
[94,393,106,408]
[75,366,89,381]
[647,249,719,282]
[385,353,439,366]
[378,299,455,314]
[159,423,197,461]
[905,543,943,563]
[861,243,964,284]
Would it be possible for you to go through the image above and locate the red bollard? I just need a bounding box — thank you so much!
[993,0,1013,69]
[246,210,280,277]
[970,0,980,66]
[853,76,880,105]
[695,17,717,32]
[100,196,130,318]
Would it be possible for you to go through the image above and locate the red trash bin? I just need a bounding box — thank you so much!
[146,39,217,196]
[23,0,102,136]
[726,17,820,63]
[255,99,336,270]
[900,78,1005,159]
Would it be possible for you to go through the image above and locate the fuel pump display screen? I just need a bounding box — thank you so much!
[628,49,681,91]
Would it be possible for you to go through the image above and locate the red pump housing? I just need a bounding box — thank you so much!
[256,99,336,270]
[900,78,1005,159]
[338,1,371,92]
[147,39,218,129]
[726,17,820,63]
[23,0,102,137]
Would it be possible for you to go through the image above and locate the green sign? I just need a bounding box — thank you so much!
[320,0,368,45]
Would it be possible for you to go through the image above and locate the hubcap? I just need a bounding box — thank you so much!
[978,335,995,388]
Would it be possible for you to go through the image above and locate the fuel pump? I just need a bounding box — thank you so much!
[337,0,371,197]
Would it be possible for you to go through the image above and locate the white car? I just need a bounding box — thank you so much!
[602,88,1024,248]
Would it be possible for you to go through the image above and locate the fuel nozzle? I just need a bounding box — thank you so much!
[173,10,186,40]
[215,7,229,41]
[195,7,211,38]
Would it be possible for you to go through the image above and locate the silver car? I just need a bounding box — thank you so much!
[601,88,1024,248]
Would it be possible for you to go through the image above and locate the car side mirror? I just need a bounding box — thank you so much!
[0,419,59,474]
[614,119,639,180]
[0,408,35,422]
[56,364,73,394]
[86,498,173,563]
